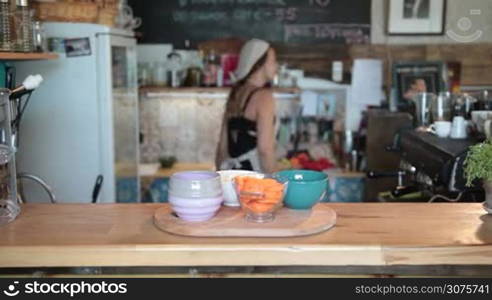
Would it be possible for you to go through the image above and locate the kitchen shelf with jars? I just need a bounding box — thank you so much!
[0,0,59,61]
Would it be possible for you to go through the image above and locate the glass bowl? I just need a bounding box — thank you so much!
[218,170,264,207]
[233,176,287,223]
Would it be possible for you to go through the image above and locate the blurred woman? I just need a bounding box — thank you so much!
[216,39,278,173]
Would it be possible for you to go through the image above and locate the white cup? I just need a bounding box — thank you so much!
[471,111,492,133]
[450,116,467,139]
[485,119,492,140]
[430,121,451,138]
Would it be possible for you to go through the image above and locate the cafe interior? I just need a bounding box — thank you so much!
[0,0,491,278]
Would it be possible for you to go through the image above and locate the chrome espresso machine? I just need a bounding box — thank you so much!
[368,92,486,202]
[0,75,47,226]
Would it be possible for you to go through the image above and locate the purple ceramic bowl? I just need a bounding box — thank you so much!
[169,195,223,208]
[169,195,223,222]
[169,171,222,198]
[172,205,221,222]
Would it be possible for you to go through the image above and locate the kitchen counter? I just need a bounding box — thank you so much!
[0,203,491,273]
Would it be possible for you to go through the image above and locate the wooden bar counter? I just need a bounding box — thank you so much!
[0,203,491,274]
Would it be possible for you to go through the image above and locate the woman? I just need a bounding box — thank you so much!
[215,39,278,173]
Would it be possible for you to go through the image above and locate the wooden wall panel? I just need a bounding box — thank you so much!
[199,38,492,87]
[425,45,492,86]
[281,44,492,87]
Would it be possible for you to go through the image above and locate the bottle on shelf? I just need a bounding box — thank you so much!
[216,65,224,88]
[0,0,13,52]
[138,62,151,87]
[332,61,343,83]
[152,62,167,87]
[14,0,34,53]
[166,51,183,88]
[32,20,46,52]
[202,49,218,87]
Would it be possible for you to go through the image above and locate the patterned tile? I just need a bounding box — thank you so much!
[139,92,301,164]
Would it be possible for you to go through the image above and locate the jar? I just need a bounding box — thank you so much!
[167,70,179,88]
[0,0,13,52]
[202,50,218,87]
[138,62,151,87]
[183,67,202,87]
[152,62,167,86]
[14,0,34,52]
[32,21,46,52]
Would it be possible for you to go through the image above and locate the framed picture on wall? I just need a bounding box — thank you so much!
[387,0,446,35]
[392,61,447,110]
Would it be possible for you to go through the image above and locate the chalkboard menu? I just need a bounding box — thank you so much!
[129,0,371,46]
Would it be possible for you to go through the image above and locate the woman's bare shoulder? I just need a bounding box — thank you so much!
[244,87,275,119]
[252,88,275,114]
[252,88,275,104]
[256,87,274,97]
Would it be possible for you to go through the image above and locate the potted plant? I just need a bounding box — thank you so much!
[159,155,177,169]
[464,139,492,212]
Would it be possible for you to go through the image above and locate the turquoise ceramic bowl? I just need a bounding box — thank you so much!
[274,170,328,210]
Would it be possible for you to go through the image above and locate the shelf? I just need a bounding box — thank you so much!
[0,52,59,61]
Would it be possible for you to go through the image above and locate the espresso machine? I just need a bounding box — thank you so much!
[0,75,47,225]
[0,88,19,225]
[368,91,485,202]
[368,128,483,202]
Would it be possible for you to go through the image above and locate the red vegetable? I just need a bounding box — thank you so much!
[289,153,335,171]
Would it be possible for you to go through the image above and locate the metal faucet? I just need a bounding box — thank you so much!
[17,173,56,204]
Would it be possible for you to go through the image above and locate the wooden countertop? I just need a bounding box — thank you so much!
[0,203,490,268]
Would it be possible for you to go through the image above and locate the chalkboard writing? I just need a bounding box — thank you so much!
[129,0,371,46]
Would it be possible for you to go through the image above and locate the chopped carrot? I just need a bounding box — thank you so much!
[234,176,285,214]
[249,203,273,213]
[261,198,278,205]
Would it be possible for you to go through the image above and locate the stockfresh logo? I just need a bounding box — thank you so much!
[447,9,483,43]
[3,281,20,297]
[3,280,127,298]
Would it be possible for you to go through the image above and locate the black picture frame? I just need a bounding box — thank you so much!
[387,0,446,35]
[392,61,447,110]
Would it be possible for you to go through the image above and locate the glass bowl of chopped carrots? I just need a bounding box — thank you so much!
[233,176,287,223]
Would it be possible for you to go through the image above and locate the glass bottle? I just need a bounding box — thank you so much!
[152,62,167,87]
[32,20,45,52]
[138,62,151,87]
[203,50,218,87]
[165,51,183,87]
[14,0,33,53]
[0,0,13,51]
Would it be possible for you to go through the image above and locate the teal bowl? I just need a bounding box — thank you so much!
[274,170,328,210]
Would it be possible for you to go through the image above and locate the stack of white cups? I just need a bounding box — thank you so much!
[430,116,467,139]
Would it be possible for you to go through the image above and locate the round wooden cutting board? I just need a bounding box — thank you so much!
[154,205,337,237]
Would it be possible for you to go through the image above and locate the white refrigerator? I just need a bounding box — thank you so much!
[14,22,140,203]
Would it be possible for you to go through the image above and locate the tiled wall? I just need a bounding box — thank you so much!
[139,90,301,164]
[140,92,227,163]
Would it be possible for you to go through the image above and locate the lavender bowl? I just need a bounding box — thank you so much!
[169,171,222,198]
[169,195,223,222]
